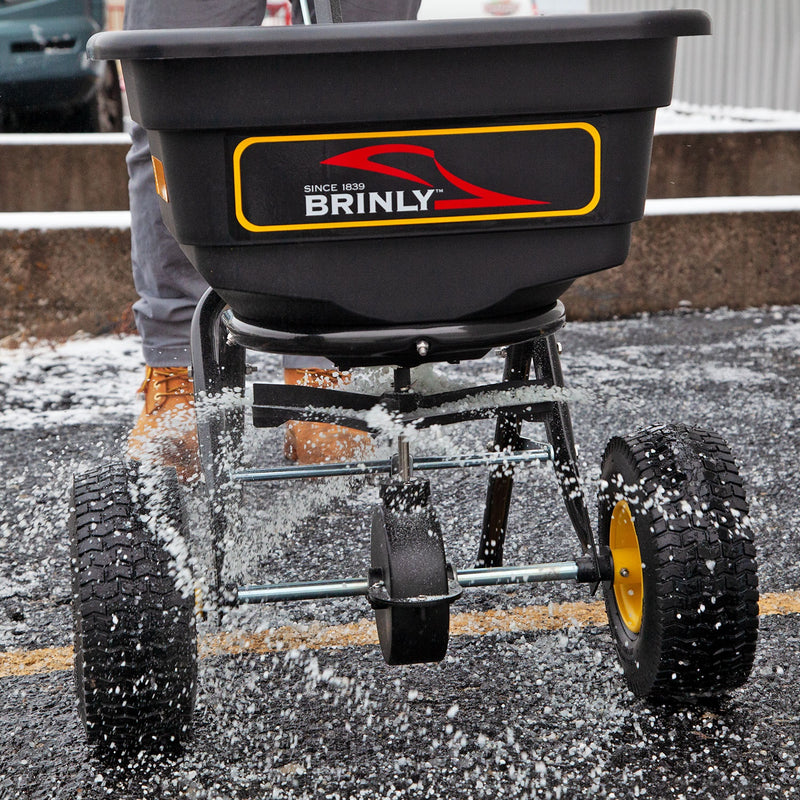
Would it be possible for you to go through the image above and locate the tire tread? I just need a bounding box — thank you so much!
[600,424,758,700]
[70,461,196,749]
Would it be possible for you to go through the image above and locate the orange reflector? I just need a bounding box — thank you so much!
[151,156,169,203]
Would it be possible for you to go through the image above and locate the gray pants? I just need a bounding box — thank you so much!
[125,0,421,367]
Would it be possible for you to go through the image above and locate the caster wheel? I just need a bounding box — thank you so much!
[598,425,758,701]
[70,461,197,750]
[371,480,451,665]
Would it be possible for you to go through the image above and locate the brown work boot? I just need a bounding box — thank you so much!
[283,368,372,465]
[127,366,199,481]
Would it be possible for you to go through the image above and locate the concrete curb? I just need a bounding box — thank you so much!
[0,226,135,340]
[1,206,798,339]
[563,209,800,320]
[0,135,130,214]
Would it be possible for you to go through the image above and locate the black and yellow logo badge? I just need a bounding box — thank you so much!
[232,123,600,236]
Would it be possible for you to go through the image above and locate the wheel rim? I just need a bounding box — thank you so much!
[609,499,643,634]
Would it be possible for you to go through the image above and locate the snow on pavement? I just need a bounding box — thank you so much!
[0,334,143,430]
[2,305,799,433]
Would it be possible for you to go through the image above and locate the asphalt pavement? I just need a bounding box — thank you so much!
[1,305,799,800]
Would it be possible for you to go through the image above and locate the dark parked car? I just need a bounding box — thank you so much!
[0,0,122,131]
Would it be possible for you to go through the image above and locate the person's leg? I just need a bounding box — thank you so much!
[125,0,264,478]
[128,0,421,368]
[125,0,265,367]
[338,0,422,21]
[127,122,207,367]
[293,0,421,23]
[128,0,422,472]
[124,0,266,32]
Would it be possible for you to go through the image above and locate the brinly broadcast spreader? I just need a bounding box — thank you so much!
[71,11,759,749]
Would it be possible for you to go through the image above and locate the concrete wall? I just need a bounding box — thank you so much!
[649,131,800,198]
[0,137,129,213]
[0,226,135,340]
[563,210,800,320]
[2,130,798,212]
[3,210,797,341]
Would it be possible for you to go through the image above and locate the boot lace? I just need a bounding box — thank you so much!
[140,367,193,411]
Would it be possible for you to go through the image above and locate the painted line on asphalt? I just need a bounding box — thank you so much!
[3,590,799,679]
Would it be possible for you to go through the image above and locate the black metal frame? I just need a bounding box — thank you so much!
[190,288,609,609]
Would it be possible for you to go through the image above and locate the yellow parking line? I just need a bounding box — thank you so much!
[0,646,73,678]
[201,598,611,659]
[3,590,799,679]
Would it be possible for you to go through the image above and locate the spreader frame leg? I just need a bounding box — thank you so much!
[532,334,595,553]
[476,340,535,568]
[191,288,246,600]
[475,331,597,571]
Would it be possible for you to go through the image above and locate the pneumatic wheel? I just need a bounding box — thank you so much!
[598,425,758,701]
[70,460,197,750]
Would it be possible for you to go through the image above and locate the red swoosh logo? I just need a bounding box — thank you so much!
[321,144,548,211]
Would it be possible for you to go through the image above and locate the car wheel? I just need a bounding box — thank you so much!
[69,61,124,132]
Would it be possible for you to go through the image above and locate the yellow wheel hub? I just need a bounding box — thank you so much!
[609,499,643,633]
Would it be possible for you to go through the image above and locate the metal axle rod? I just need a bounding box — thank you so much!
[231,447,552,483]
[236,560,588,604]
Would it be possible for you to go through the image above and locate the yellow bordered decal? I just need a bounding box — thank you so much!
[232,123,601,234]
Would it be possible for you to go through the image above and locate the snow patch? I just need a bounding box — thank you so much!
[0,211,131,230]
[656,102,800,134]
[0,333,143,430]
[0,132,131,146]
[645,196,800,216]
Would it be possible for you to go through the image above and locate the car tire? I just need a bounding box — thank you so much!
[69,61,124,132]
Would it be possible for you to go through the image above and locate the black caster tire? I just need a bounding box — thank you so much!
[371,481,451,666]
[598,424,758,701]
[70,460,197,750]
